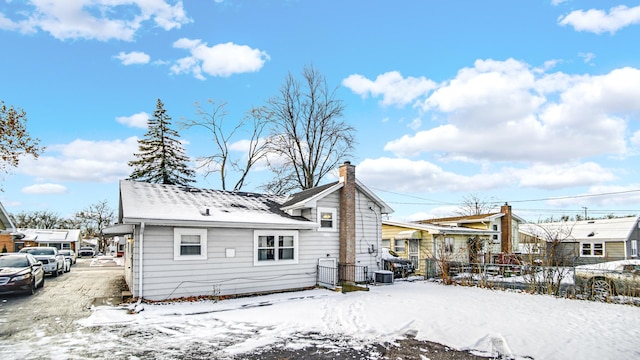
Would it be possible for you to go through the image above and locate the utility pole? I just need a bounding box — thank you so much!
[582,206,588,220]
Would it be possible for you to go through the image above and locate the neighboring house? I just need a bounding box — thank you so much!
[414,203,525,262]
[105,162,393,301]
[519,217,640,266]
[382,220,498,275]
[16,229,82,252]
[0,201,17,252]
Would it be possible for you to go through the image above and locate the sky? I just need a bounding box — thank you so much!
[3,259,640,359]
[1,0,640,223]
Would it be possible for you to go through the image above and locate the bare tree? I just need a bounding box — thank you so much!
[257,64,355,194]
[454,193,497,216]
[75,200,115,253]
[182,100,271,191]
[520,222,578,296]
[11,210,68,229]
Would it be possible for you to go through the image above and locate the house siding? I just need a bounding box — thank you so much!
[129,225,344,300]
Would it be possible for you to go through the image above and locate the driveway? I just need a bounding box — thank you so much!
[0,259,490,360]
[0,256,126,342]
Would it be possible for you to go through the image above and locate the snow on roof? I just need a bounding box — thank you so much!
[119,180,316,228]
[520,216,639,242]
[18,228,82,242]
[383,219,499,236]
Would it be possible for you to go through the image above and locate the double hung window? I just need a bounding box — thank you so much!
[254,230,298,265]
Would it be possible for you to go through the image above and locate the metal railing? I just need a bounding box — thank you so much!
[317,263,369,290]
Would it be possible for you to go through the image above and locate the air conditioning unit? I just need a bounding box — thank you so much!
[374,270,393,284]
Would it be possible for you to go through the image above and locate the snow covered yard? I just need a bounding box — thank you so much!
[5,280,640,359]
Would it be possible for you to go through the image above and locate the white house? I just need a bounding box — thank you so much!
[107,162,393,301]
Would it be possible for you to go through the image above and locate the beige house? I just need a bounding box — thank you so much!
[382,220,497,276]
[415,203,524,261]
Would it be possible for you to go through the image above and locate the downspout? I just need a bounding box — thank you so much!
[138,222,145,300]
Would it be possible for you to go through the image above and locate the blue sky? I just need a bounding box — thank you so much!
[1,0,640,222]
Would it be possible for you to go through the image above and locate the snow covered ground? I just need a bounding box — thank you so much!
[5,279,640,359]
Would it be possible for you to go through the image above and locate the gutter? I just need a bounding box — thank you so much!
[139,222,145,300]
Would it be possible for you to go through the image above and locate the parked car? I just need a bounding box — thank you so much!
[381,248,416,278]
[78,247,95,258]
[58,249,77,265]
[0,253,45,295]
[18,247,65,277]
[574,259,640,301]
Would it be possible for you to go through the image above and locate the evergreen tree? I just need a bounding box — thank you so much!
[128,99,195,186]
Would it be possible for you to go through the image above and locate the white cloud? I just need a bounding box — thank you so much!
[578,52,596,64]
[17,137,140,183]
[558,5,640,34]
[22,183,67,195]
[509,162,616,190]
[357,157,509,193]
[342,71,436,107]
[0,0,191,41]
[114,51,151,65]
[407,118,422,130]
[383,60,640,163]
[170,39,270,79]
[631,130,640,148]
[551,0,568,5]
[116,112,149,128]
[547,185,640,208]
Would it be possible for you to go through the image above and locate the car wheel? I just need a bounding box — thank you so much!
[591,278,613,301]
[27,280,36,295]
[38,276,45,288]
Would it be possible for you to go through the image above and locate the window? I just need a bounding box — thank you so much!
[492,224,499,241]
[394,240,405,253]
[381,239,390,249]
[632,240,638,257]
[174,228,207,260]
[444,237,454,253]
[254,230,298,265]
[581,242,604,257]
[317,207,337,231]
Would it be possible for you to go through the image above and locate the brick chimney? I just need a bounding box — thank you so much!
[339,161,356,265]
[500,203,513,253]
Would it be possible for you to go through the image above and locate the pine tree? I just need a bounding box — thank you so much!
[128,99,195,186]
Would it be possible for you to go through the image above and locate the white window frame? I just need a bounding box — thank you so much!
[394,239,406,253]
[253,230,299,266]
[173,228,207,261]
[381,239,391,249]
[581,242,604,257]
[632,240,638,257]
[317,207,337,232]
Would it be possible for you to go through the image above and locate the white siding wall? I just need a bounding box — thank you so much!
[133,224,341,301]
[128,188,385,300]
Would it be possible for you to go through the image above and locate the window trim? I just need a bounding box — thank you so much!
[394,239,406,253]
[253,230,299,266]
[317,207,337,232]
[580,241,605,257]
[173,228,208,261]
[444,237,454,253]
[632,240,638,257]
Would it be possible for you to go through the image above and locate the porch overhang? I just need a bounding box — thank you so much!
[102,224,135,236]
[394,230,422,239]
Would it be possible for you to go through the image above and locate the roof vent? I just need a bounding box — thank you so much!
[587,231,595,237]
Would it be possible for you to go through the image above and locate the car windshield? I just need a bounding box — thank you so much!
[0,256,29,267]
[22,248,55,255]
[59,250,69,255]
